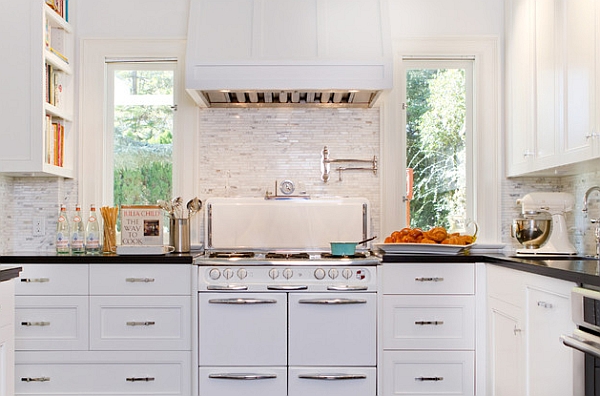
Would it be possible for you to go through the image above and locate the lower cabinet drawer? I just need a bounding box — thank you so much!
[382,295,475,350]
[199,366,287,396]
[15,296,89,351]
[382,350,474,396]
[289,366,376,396]
[90,296,191,351]
[15,351,190,395]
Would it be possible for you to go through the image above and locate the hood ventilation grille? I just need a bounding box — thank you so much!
[200,90,379,108]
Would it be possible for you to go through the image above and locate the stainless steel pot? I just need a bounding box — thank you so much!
[511,212,551,249]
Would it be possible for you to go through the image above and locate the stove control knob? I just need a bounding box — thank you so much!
[342,268,353,279]
[269,268,280,279]
[328,268,339,279]
[209,268,221,280]
[283,268,294,279]
[237,268,248,279]
[223,268,234,279]
[314,268,326,280]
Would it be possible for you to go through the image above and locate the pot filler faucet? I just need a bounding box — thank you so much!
[583,186,600,258]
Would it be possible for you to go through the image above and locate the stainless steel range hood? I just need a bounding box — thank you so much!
[185,0,393,108]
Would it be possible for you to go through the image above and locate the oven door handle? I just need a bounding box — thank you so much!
[298,298,367,305]
[206,284,248,291]
[208,298,277,305]
[560,334,600,358]
[327,285,368,291]
[208,373,277,380]
[267,285,308,290]
[298,373,367,380]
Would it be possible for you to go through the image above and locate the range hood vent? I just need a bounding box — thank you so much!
[185,0,393,108]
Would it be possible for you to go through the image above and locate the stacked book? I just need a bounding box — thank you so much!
[45,0,68,21]
[45,115,64,167]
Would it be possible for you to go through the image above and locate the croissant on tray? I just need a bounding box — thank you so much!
[384,226,475,246]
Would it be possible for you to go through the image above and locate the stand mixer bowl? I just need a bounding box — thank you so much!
[512,213,552,249]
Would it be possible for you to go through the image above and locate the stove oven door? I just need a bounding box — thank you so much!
[199,292,287,366]
[288,292,377,366]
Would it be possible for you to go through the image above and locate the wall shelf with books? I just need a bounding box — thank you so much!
[0,0,75,178]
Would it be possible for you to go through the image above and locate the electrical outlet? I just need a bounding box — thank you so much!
[33,217,45,236]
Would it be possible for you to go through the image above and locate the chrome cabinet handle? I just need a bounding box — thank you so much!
[415,320,444,326]
[126,321,156,326]
[126,377,155,382]
[21,321,50,327]
[125,277,155,283]
[415,376,444,381]
[298,298,366,305]
[207,284,248,291]
[267,285,308,290]
[209,373,277,380]
[298,373,367,380]
[415,277,444,282]
[514,325,522,335]
[561,334,600,358]
[327,285,368,291]
[21,377,50,382]
[21,278,49,283]
[537,301,553,309]
[208,298,277,305]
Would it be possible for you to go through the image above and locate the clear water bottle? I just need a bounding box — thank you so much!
[70,205,85,254]
[85,204,101,255]
[56,204,70,254]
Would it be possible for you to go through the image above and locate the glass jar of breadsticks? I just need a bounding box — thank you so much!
[100,206,118,254]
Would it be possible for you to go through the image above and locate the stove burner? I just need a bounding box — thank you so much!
[265,252,311,260]
[321,252,367,259]
[209,252,255,259]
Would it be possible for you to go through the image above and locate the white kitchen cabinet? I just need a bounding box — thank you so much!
[14,263,192,396]
[0,277,17,396]
[506,0,600,176]
[381,263,481,396]
[0,1,74,178]
[486,265,584,396]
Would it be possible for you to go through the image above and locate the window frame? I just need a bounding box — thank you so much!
[380,37,501,243]
[79,39,199,240]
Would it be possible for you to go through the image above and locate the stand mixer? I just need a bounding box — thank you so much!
[512,192,577,255]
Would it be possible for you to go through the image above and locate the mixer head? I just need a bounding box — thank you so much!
[517,192,574,215]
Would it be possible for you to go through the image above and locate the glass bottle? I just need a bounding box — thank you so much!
[85,204,101,254]
[70,204,85,254]
[56,204,70,254]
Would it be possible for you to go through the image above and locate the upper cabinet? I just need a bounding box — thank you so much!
[506,0,600,177]
[0,1,74,178]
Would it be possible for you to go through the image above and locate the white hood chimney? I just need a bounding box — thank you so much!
[185,0,393,107]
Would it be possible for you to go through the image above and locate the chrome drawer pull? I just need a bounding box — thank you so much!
[126,321,156,326]
[209,373,277,380]
[21,377,50,382]
[298,373,367,380]
[327,285,368,291]
[537,301,553,309]
[208,298,277,305]
[21,278,49,283]
[298,298,366,305]
[125,277,155,283]
[207,284,248,291]
[415,277,444,282]
[415,376,444,381]
[267,285,308,290]
[126,377,155,382]
[415,320,444,326]
[21,321,50,327]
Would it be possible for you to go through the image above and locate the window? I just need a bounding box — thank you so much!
[106,62,175,206]
[404,61,473,232]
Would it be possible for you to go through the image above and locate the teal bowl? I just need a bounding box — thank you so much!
[330,242,357,256]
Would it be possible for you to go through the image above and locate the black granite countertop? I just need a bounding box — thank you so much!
[0,265,22,282]
[2,250,599,287]
[381,253,600,287]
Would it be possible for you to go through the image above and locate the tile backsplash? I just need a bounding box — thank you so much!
[2,107,600,256]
